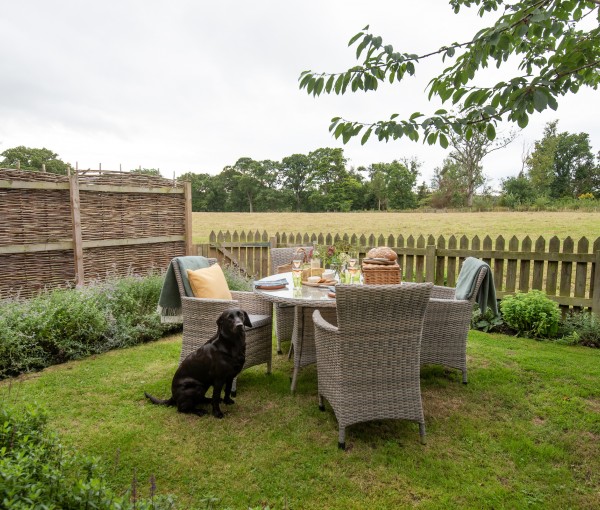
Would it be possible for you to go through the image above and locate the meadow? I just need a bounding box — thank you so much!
[192,211,600,244]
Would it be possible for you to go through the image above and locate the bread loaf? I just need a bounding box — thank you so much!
[366,247,398,261]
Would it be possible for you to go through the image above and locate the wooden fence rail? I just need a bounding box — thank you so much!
[196,230,600,314]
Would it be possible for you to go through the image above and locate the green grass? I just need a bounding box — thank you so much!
[192,211,600,244]
[2,332,599,509]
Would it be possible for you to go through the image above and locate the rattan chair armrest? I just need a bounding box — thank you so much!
[231,291,273,316]
[313,309,339,334]
[430,285,457,300]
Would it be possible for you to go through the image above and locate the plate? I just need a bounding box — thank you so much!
[256,284,287,290]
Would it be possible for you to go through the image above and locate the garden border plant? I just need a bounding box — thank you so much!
[0,265,253,379]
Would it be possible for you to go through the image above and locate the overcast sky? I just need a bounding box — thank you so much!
[1,1,598,189]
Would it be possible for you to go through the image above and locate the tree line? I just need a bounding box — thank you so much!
[1,121,598,212]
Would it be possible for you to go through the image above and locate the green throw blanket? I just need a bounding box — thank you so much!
[157,256,211,323]
[455,257,499,317]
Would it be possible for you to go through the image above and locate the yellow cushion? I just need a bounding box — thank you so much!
[186,265,232,300]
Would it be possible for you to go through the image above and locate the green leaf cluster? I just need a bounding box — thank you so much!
[0,404,176,509]
[500,290,560,338]
[299,1,600,147]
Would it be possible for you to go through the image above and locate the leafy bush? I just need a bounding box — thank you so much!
[0,274,180,379]
[559,311,600,348]
[0,403,175,509]
[500,290,560,338]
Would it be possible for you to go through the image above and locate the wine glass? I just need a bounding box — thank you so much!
[348,251,359,283]
[292,256,304,286]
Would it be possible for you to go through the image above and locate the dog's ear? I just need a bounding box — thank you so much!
[242,310,252,328]
[217,313,225,328]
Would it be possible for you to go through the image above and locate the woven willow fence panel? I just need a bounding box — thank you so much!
[0,168,191,299]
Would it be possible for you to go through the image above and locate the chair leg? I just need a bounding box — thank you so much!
[462,369,468,384]
[318,394,325,412]
[338,427,346,450]
[419,423,426,445]
[290,366,299,392]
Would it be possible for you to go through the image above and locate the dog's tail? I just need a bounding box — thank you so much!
[144,392,175,406]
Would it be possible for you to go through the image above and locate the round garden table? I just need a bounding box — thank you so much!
[253,272,337,392]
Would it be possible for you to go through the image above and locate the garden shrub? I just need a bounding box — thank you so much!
[500,290,560,338]
[560,311,600,348]
[0,403,175,509]
[0,266,255,379]
[0,274,180,379]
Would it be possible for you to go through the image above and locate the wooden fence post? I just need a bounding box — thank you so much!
[425,244,436,283]
[69,172,85,286]
[593,251,600,315]
[184,181,193,255]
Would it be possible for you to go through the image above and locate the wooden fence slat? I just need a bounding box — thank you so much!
[459,235,469,272]
[560,237,574,315]
[532,236,545,290]
[482,235,492,268]
[546,236,560,296]
[519,236,532,292]
[435,235,445,286]
[494,235,505,292]
[405,235,415,282]
[415,235,426,283]
[574,237,589,306]
[505,236,519,292]
[447,235,457,287]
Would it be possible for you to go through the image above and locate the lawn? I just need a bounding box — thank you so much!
[2,331,599,509]
[192,211,600,244]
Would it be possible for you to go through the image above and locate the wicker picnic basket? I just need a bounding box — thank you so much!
[362,262,402,284]
[362,246,402,284]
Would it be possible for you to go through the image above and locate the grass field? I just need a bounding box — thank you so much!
[3,332,599,509]
[192,211,600,244]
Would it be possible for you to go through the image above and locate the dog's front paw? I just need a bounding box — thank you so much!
[223,397,235,405]
[213,409,224,419]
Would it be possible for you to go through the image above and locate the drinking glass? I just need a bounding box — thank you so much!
[292,256,304,287]
[348,251,359,283]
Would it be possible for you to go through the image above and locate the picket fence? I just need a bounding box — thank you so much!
[195,230,600,314]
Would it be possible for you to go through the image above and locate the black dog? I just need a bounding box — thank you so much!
[145,308,250,418]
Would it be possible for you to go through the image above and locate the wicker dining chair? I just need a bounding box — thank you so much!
[269,246,312,354]
[172,258,273,395]
[403,261,490,384]
[313,283,433,449]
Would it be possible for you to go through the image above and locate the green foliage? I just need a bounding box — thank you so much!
[500,174,537,208]
[471,307,504,333]
[500,290,560,338]
[299,1,600,146]
[0,274,180,379]
[527,121,600,199]
[0,146,69,174]
[560,311,600,348]
[0,404,175,509]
